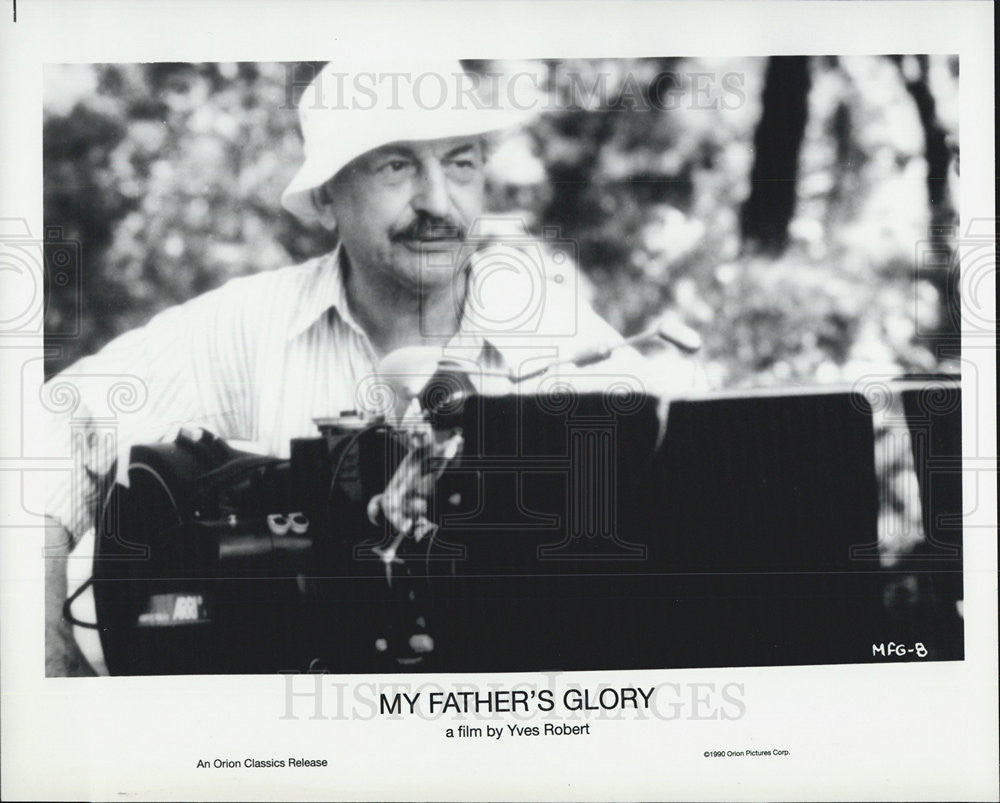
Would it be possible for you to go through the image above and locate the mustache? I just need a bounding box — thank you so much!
[391,214,467,243]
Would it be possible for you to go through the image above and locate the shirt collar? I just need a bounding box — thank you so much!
[286,243,368,342]
[285,243,552,374]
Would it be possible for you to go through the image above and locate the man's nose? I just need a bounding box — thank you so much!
[411,162,450,219]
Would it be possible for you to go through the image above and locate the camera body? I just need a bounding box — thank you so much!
[93,413,424,674]
[90,379,664,675]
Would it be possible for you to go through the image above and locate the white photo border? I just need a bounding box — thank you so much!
[1,1,995,800]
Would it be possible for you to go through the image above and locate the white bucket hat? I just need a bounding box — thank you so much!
[281,60,533,224]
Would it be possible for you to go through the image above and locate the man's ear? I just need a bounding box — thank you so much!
[312,186,338,230]
[316,205,338,231]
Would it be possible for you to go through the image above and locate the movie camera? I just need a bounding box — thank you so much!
[69,323,963,674]
[76,319,698,675]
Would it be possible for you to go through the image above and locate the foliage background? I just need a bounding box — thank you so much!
[43,57,959,387]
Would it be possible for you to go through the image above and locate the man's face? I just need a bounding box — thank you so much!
[322,135,487,291]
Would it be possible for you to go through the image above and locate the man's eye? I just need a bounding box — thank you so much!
[381,160,413,173]
[371,159,417,185]
[445,159,479,181]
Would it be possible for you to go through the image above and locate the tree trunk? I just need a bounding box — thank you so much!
[890,55,960,360]
[739,57,812,254]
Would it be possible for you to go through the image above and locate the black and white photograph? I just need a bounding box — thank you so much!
[41,55,965,676]
[1,1,996,801]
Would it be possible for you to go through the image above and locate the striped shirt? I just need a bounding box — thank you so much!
[45,241,699,542]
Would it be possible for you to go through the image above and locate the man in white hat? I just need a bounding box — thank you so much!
[278,61,667,386]
[43,61,700,675]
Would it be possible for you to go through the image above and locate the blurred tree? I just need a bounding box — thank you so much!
[739,56,812,253]
[888,54,960,362]
[43,62,335,377]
